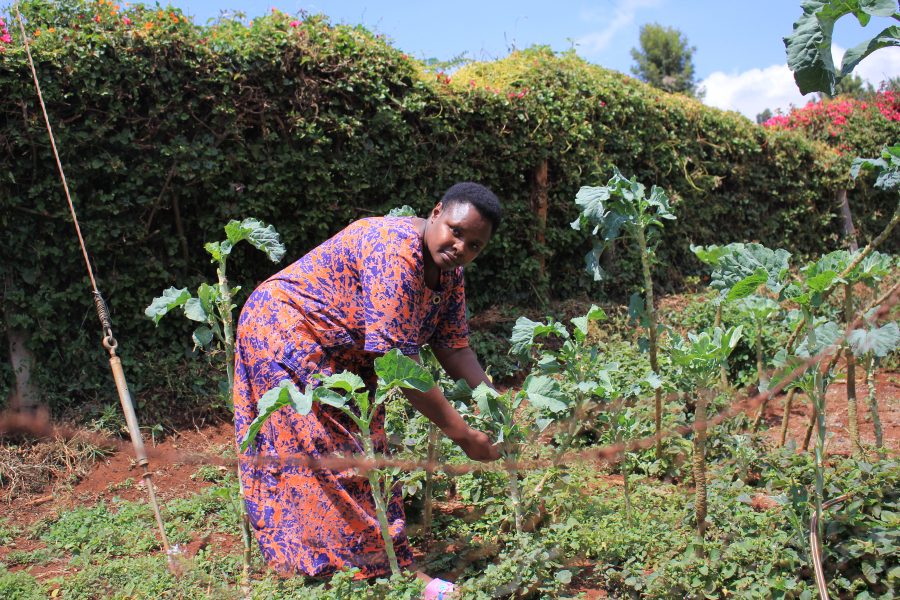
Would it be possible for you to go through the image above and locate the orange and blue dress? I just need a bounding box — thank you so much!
[233,216,469,578]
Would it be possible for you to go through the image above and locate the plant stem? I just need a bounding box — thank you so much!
[422,423,438,539]
[691,392,708,552]
[504,443,524,536]
[217,260,252,589]
[635,226,662,459]
[752,320,771,432]
[844,284,861,456]
[865,356,884,454]
[715,303,729,391]
[362,432,401,576]
[779,388,798,447]
[812,374,827,556]
[616,423,633,525]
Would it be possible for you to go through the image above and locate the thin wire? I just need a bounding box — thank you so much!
[13,5,98,292]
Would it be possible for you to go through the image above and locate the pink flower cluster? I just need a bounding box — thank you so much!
[875,89,900,121]
[0,17,12,49]
[762,91,899,138]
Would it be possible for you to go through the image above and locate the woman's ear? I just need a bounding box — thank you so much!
[431,202,443,222]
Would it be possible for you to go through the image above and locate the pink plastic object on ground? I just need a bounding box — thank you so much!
[423,578,456,600]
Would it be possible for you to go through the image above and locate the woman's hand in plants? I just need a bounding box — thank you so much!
[453,426,501,462]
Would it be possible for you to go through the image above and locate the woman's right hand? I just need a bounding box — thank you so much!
[454,426,501,462]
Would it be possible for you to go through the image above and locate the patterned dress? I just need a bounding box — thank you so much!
[233,216,469,578]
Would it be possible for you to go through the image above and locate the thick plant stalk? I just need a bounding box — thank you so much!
[779,388,799,447]
[504,442,525,535]
[812,375,827,557]
[422,423,438,538]
[865,357,884,453]
[362,433,401,576]
[752,321,771,432]
[844,285,861,456]
[802,405,816,452]
[692,392,708,549]
[635,226,662,459]
[218,265,253,589]
[617,424,633,525]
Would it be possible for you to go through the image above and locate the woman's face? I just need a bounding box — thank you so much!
[424,201,492,271]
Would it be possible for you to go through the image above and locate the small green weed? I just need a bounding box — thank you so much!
[0,568,46,600]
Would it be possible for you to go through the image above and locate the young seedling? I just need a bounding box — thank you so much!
[667,325,742,551]
[511,306,637,493]
[458,375,566,536]
[572,168,676,459]
[240,348,435,577]
[145,217,285,588]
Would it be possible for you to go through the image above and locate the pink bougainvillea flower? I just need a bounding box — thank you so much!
[289,20,300,28]
[122,17,132,25]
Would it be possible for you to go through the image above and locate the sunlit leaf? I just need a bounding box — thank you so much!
[375,349,435,392]
[523,374,568,413]
[224,218,286,263]
[848,321,899,357]
[145,287,191,325]
[241,380,310,451]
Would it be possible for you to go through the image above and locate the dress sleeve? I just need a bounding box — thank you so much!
[358,224,423,355]
[429,269,470,349]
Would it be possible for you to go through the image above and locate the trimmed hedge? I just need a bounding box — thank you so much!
[0,2,895,416]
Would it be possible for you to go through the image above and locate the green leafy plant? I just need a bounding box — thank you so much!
[572,168,676,458]
[848,311,900,453]
[667,325,742,549]
[145,217,285,587]
[240,349,434,576]
[784,0,899,96]
[691,242,791,395]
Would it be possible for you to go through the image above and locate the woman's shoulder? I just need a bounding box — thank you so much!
[349,216,420,242]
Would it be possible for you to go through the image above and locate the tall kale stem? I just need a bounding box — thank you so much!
[362,432,401,576]
[691,392,708,554]
[635,226,662,459]
[217,260,252,589]
[865,356,884,454]
[505,442,524,535]
[715,303,729,390]
[844,284,861,455]
[752,320,771,432]
[779,388,798,447]
[422,423,438,538]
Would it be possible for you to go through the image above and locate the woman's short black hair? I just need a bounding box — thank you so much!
[440,182,502,234]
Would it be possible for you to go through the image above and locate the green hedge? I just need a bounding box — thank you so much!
[1,1,894,416]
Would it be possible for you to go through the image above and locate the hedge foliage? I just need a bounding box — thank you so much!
[1,1,896,416]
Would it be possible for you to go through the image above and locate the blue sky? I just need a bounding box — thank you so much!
[146,1,900,118]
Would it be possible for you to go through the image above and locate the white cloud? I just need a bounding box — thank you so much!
[575,0,662,55]
[701,64,814,120]
[701,45,900,120]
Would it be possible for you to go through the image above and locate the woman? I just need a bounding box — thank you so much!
[233,182,502,586]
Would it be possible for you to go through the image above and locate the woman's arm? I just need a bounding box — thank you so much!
[401,366,499,462]
[431,346,493,390]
